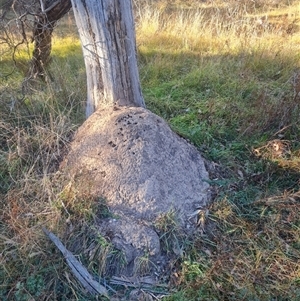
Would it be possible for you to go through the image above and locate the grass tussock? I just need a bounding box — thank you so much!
[1,1,300,300]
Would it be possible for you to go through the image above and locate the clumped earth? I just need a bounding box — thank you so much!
[62,106,210,276]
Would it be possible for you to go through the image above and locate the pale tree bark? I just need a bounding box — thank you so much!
[71,0,145,117]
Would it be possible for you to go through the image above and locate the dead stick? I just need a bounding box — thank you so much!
[42,227,108,298]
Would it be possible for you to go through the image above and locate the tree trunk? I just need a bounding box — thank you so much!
[71,0,145,117]
[27,16,54,80]
[26,0,72,80]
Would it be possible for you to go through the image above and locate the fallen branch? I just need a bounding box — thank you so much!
[42,227,108,298]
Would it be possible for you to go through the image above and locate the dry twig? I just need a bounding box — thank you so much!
[42,227,108,298]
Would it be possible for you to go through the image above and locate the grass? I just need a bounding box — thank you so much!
[1,0,300,299]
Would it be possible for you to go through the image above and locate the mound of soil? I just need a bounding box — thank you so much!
[62,106,210,276]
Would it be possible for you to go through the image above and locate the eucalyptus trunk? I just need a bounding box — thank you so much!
[71,0,145,117]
